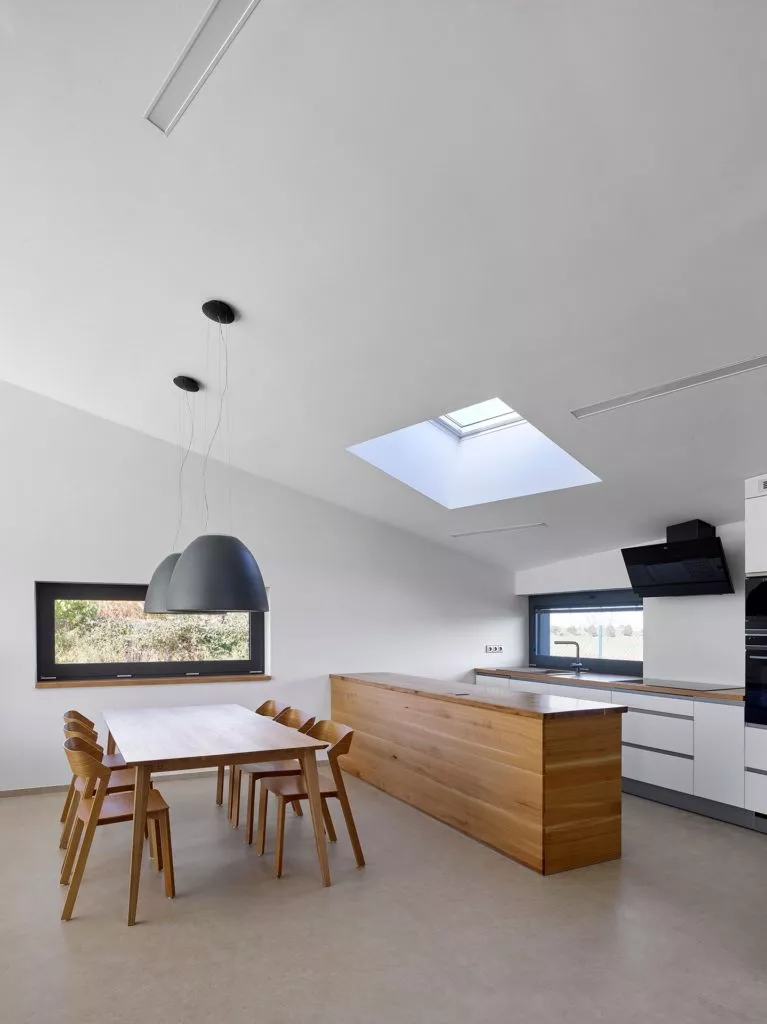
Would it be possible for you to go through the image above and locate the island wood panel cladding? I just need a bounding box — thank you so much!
[331,674,624,874]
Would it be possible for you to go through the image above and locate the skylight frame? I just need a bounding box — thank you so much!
[434,398,525,440]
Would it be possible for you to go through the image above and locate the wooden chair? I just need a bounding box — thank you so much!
[231,707,316,838]
[218,699,290,818]
[59,725,136,850]
[259,720,365,878]
[63,712,126,767]
[59,737,174,921]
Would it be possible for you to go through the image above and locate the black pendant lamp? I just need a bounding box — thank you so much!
[144,374,201,613]
[160,299,270,614]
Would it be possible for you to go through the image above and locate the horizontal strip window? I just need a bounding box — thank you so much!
[622,742,694,760]
[35,581,265,682]
[529,588,643,677]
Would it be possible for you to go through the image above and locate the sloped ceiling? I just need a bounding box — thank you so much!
[1,1,766,570]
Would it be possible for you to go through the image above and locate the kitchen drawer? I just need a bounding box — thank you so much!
[480,676,549,696]
[545,683,613,703]
[612,690,693,717]
[622,745,694,793]
[623,709,694,755]
[744,770,767,813]
[745,726,767,771]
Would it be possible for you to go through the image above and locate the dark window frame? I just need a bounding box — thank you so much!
[528,588,643,677]
[35,581,266,682]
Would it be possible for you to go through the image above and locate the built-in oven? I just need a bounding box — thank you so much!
[746,575,767,724]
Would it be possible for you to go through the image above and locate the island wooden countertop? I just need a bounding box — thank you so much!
[332,672,627,720]
[474,667,745,702]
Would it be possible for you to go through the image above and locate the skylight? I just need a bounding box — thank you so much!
[436,398,525,439]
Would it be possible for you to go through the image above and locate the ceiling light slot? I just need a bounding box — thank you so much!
[571,355,767,420]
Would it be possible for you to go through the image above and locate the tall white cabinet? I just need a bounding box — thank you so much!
[745,474,767,575]
[693,702,745,807]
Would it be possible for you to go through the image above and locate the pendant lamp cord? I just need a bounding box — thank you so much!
[202,321,229,532]
[172,392,195,552]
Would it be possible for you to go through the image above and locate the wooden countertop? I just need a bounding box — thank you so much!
[475,667,745,702]
[332,672,626,720]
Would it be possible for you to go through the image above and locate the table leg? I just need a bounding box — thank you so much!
[128,764,151,926]
[300,750,331,887]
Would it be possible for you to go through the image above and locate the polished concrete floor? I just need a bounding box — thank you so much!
[1,775,766,1023]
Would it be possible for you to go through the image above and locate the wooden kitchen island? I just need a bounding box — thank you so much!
[331,672,627,874]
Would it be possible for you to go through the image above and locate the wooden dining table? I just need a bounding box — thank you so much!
[102,703,329,925]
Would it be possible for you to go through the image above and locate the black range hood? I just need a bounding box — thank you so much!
[621,520,734,598]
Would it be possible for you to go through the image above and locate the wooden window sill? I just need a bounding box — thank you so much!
[35,674,272,689]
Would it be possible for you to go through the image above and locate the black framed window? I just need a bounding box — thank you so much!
[36,582,266,682]
[528,588,643,677]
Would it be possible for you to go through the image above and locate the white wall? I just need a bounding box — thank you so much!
[514,522,744,687]
[0,382,524,789]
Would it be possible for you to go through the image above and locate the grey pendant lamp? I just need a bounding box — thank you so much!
[165,534,269,612]
[144,374,200,613]
[163,299,270,614]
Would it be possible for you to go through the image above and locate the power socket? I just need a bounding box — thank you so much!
[485,644,504,654]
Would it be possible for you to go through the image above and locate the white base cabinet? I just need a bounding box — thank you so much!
[693,702,745,807]
[476,673,750,813]
[622,746,694,794]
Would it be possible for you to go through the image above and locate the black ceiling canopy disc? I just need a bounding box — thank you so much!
[173,375,201,392]
[202,299,236,324]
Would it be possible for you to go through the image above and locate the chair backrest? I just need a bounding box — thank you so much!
[274,707,316,733]
[307,720,354,762]
[64,709,95,730]
[63,723,104,757]
[255,700,289,719]
[63,737,111,796]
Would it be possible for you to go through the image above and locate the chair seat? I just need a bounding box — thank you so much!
[103,752,126,769]
[240,759,302,778]
[262,773,337,799]
[78,788,169,825]
[75,768,134,794]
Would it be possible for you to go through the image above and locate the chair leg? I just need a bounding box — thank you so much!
[148,816,158,863]
[231,767,242,828]
[61,809,100,921]
[274,797,286,878]
[60,777,75,823]
[60,817,84,884]
[292,800,303,817]
[152,818,163,872]
[245,774,256,845]
[159,811,175,898]
[215,765,225,806]
[227,765,235,819]
[335,787,365,868]
[256,786,268,856]
[321,797,337,842]
[60,787,80,850]
[106,731,116,755]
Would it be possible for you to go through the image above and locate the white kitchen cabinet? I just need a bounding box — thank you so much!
[746,494,767,575]
[623,709,694,755]
[693,702,745,807]
[622,745,694,794]
[611,690,693,717]
[544,683,612,703]
[744,771,767,813]
[745,725,767,771]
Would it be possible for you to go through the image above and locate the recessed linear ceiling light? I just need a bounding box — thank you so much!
[436,398,525,439]
[450,523,547,538]
[571,354,767,420]
[145,0,265,136]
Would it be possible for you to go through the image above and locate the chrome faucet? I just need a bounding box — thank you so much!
[554,641,585,676]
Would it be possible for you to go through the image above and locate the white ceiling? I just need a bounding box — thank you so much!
[2,1,767,571]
